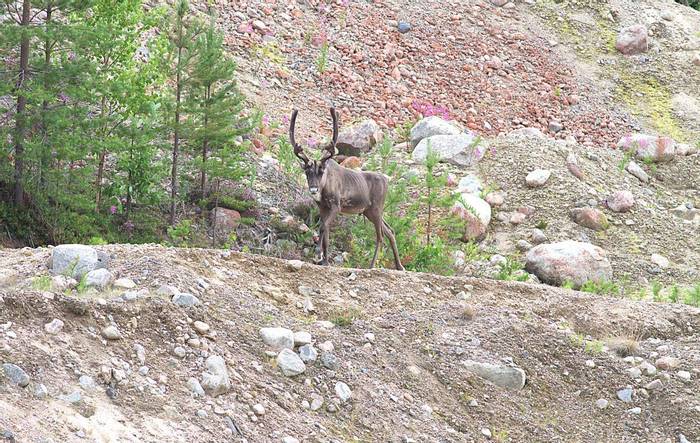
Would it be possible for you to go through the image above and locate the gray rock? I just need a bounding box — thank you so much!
[293,331,312,347]
[299,344,318,363]
[2,363,30,387]
[173,346,186,359]
[157,285,179,297]
[172,292,199,306]
[79,375,96,390]
[260,327,294,351]
[645,379,663,390]
[134,344,146,365]
[548,121,563,133]
[336,119,382,156]
[412,133,481,166]
[321,352,338,370]
[517,240,533,252]
[44,319,64,334]
[85,268,114,290]
[525,241,613,288]
[397,21,411,33]
[461,360,526,390]
[606,190,635,213]
[51,275,77,292]
[113,278,136,289]
[451,194,492,241]
[525,169,551,187]
[252,403,265,416]
[625,161,649,183]
[34,383,48,399]
[101,325,122,340]
[193,321,210,335]
[277,349,306,377]
[595,398,609,409]
[456,175,483,195]
[628,407,642,415]
[335,381,352,402]
[617,388,633,403]
[187,377,205,397]
[200,355,230,397]
[310,393,324,411]
[409,116,461,148]
[531,229,548,245]
[51,245,107,279]
[59,390,82,404]
[679,434,691,443]
[282,437,300,443]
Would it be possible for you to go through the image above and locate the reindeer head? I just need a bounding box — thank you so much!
[289,107,339,202]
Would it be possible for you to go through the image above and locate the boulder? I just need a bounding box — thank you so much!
[525,241,613,288]
[606,191,635,213]
[571,208,609,231]
[85,268,114,290]
[51,245,107,279]
[211,208,241,233]
[200,355,230,397]
[412,133,481,166]
[462,360,526,390]
[260,327,294,351]
[409,116,461,148]
[617,134,675,162]
[276,349,306,377]
[615,25,648,55]
[336,119,382,156]
[451,194,491,241]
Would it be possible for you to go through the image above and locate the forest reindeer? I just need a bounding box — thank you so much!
[289,107,404,271]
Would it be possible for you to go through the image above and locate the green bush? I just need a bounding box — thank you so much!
[675,0,700,10]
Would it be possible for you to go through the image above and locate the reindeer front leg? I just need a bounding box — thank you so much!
[319,205,339,265]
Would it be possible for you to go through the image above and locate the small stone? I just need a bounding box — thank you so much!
[59,391,82,404]
[287,260,303,271]
[277,349,306,377]
[548,120,563,133]
[585,360,596,368]
[252,403,265,416]
[617,388,633,403]
[526,169,551,187]
[196,409,207,418]
[626,161,649,183]
[606,190,635,213]
[655,356,680,370]
[298,344,318,363]
[293,331,312,347]
[638,361,657,376]
[134,343,146,365]
[469,399,479,407]
[3,363,30,387]
[335,381,352,402]
[310,394,324,411]
[364,332,375,343]
[481,428,492,438]
[531,229,548,245]
[78,375,96,390]
[101,325,122,340]
[157,285,179,297]
[282,437,300,443]
[321,352,338,370]
[193,321,210,335]
[200,355,230,397]
[173,346,186,359]
[397,21,411,33]
[462,360,526,390]
[34,383,48,399]
[595,398,609,409]
[187,377,205,397]
[113,278,136,289]
[645,379,663,390]
[628,367,642,378]
[650,254,670,269]
[260,327,294,351]
[172,292,199,306]
[677,371,691,382]
[628,407,642,415]
[44,319,65,334]
[318,341,334,353]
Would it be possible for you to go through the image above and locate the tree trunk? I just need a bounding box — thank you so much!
[39,3,53,190]
[13,0,32,206]
[170,46,183,226]
[95,96,108,212]
[200,86,210,198]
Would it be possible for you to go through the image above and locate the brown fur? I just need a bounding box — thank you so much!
[289,108,404,270]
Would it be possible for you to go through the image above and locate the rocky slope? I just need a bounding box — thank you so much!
[1,244,699,442]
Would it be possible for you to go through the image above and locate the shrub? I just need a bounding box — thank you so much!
[675,0,700,10]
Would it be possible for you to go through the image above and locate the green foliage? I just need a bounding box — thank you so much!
[76,274,89,294]
[329,307,360,327]
[31,276,52,292]
[685,283,700,307]
[316,41,329,74]
[674,0,700,11]
[669,285,681,303]
[495,257,528,282]
[580,280,620,296]
[410,237,455,276]
[167,219,193,246]
[88,236,109,246]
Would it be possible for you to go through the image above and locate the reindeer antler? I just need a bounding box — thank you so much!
[289,109,310,165]
[321,107,339,162]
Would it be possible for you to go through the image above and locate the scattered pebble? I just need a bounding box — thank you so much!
[335,381,352,403]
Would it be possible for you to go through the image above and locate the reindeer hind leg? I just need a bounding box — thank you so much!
[382,219,404,271]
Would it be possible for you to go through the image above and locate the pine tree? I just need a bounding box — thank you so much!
[160,0,202,225]
[188,10,257,199]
